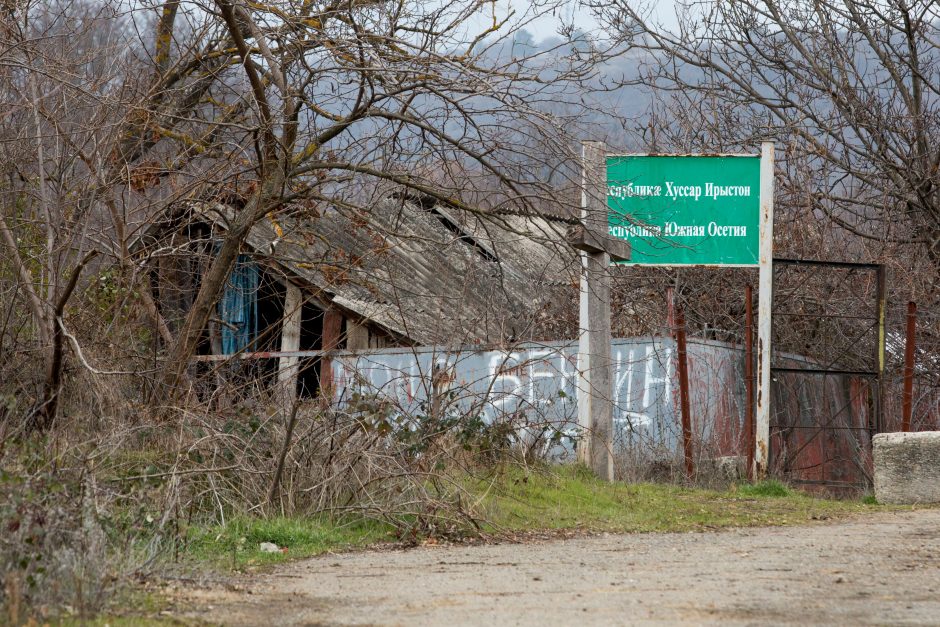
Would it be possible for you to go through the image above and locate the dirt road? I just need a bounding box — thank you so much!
[181,509,940,625]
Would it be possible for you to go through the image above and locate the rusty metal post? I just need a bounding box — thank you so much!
[744,284,755,481]
[874,264,887,434]
[666,286,675,334]
[675,305,694,481]
[901,301,917,432]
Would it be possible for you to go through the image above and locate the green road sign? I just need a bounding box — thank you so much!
[607,154,761,266]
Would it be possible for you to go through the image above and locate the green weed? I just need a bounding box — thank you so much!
[181,465,889,571]
[735,479,792,498]
[474,465,883,533]
[185,516,393,570]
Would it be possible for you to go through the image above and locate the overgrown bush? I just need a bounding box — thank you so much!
[0,441,136,623]
[0,346,570,621]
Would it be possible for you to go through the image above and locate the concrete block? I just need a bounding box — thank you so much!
[873,431,940,504]
[698,455,745,484]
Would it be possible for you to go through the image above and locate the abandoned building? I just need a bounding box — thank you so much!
[132,194,940,492]
[136,195,576,399]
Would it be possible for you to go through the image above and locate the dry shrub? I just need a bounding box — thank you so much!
[0,359,516,621]
[0,379,535,621]
[146,385,526,539]
[0,440,144,624]
[0,278,565,621]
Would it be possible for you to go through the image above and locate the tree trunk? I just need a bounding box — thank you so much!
[35,251,97,431]
[156,176,283,401]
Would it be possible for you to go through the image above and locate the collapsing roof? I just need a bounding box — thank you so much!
[142,195,577,346]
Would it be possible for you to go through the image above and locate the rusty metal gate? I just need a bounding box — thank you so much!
[769,259,886,493]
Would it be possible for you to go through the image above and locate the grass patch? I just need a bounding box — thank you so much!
[182,465,891,571]
[185,516,393,570]
[473,465,886,534]
[735,479,792,498]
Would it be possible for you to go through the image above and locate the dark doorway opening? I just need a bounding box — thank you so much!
[247,268,285,385]
[297,302,324,398]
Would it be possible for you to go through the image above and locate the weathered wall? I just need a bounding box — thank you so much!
[330,337,879,488]
[330,337,747,462]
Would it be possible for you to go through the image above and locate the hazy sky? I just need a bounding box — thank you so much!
[464,0,681,43]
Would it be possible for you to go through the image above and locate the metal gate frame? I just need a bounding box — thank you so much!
[769,258,886,491]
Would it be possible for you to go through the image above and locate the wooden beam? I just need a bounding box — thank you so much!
[566,224,631,262]
[346,320,369,350]
[277,282,302,403]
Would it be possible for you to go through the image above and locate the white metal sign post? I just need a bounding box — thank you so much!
[755,141,775,477]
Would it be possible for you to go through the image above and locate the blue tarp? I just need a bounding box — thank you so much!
[218,254,258,354]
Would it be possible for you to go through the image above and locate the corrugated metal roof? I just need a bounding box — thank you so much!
[210,197,576,345]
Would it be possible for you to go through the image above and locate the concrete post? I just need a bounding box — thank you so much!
[576,140,614,481]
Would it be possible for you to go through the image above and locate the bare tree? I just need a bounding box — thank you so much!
[588,0,940,450]
[0,0,144,428]
[131,0,616,397]
[596,0,940,272]
[1,0,623,422]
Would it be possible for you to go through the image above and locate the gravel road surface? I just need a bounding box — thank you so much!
[180,508,940,626]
